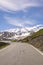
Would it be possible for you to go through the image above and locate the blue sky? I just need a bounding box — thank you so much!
[0,0,43,31]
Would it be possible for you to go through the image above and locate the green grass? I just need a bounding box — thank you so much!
[21,29,43,52]
[30,29,43,39]
[23,29,43,41]
[0,42,10,49]
[11,40,17,42]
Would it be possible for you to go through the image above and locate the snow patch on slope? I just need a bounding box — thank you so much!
[0,24,43,40]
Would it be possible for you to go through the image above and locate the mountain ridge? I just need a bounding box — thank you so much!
[0,24,43,40]
[21,29,43,52]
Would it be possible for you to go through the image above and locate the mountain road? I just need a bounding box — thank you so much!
[0,42,43,65]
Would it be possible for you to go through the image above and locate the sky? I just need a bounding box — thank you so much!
[0,0,43,31]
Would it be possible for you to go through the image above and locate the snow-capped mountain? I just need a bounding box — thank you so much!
[0,24,43,40]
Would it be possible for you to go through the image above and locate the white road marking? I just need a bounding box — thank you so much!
[31,45,43,55]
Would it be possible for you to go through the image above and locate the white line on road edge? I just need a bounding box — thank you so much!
[31,45,43,55]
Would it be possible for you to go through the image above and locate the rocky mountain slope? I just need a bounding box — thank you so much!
[21,29,43,52]
[0,24,43,40]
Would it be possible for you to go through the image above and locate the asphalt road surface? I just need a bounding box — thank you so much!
[0,42,43,65]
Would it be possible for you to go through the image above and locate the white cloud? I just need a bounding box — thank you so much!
[32,24,43,29]
[5,16,23,27]
[0,0,43,11]
[4,16,35,27]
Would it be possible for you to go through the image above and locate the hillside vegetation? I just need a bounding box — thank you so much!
[0,42,10,49]
[21,29,43,52]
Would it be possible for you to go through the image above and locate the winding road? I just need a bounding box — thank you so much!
[0,42,43,65]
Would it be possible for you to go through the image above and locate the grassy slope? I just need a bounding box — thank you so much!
[21,29,43,52]
[11,40,17,42]
[0,42,10,49]
[30,29,43,39]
